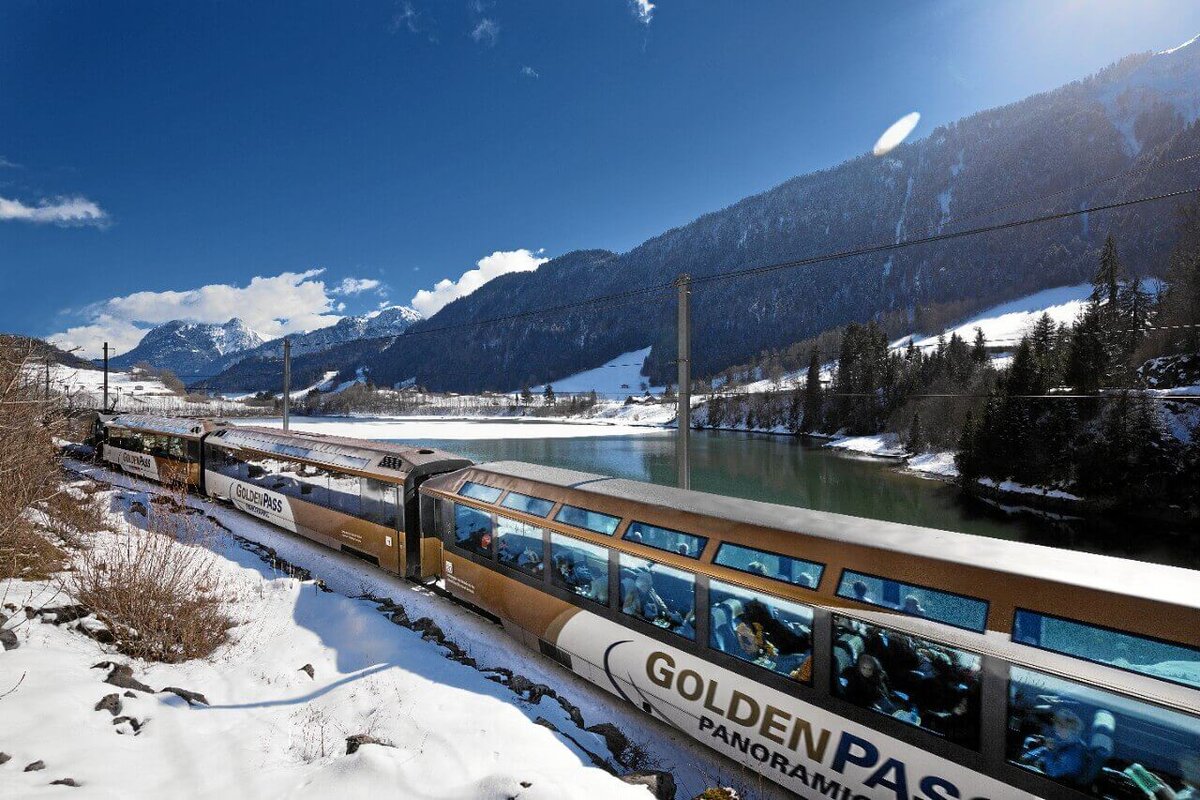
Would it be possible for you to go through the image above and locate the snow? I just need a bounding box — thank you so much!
[823,433,906,458]
[0,463,775,799]
[238,415,673,440]
[526,348,664,398]
[905,451,959,478]
[1158,33,1199,56]
[977,477,1082,501]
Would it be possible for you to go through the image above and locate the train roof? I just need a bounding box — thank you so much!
[106,414,221,439]
[209,425,471,481]
[453,460,1200,611]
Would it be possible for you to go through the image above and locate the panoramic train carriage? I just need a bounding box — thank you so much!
[202,426,469,577]
[421,461,1200,800]
[99,413,220,488]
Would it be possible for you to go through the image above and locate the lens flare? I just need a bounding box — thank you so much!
[873,112,921,157]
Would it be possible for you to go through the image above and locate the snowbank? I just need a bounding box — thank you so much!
[1,463,781,799]
[823,433,907,458]
[905,451,959,478]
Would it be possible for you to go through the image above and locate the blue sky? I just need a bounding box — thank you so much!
[3,0,1199,356]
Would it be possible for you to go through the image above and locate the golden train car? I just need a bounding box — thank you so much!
[202,426,469,578]
[421,461,1200,800]
[100,413,219,488]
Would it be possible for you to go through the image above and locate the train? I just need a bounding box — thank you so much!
[93,413,1200,800]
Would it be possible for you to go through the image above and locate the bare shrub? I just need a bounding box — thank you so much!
[73,485,231,662]
[0,338,66,581]
[39,486,109,548]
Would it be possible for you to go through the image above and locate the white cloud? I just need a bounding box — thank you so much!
[0,195,108,227]
[0,156,19,169]
[411,248,548,318]
[333,277,382,295]
[390,1,419,33]
[49,270,345,358]
[521,65,540,79]
[470,17,498,45]
[629,0,655,24]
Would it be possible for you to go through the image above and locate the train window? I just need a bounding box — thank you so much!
[555,504,621,536]
[713,542,823,589]
[709,579,814,684]
[831,615,982,750]
[454,503,493,559]
[186,440,200,462]
[325,469,362,517]
[835,569,988,633]
[619,554,695,640]
[1013,610,1200,691]
[499,491,555,518]
[459,481,502,504]
[496,516,545,578]
[1007,666,1200,796]
[205,445,243,479]
[623,521,707,559]
[360,479,400,528]
[550,534,609,607]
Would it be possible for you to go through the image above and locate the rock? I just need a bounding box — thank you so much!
[620,771,676,800]
[0,752,10,765]
[557,697,586,730]
[50,778,81,787]
[95,663,154,693]
[161,687,208,706]
[38,605,90,625]
[0,627,17,651]
[123,691,137,699]
[129,501,147,516]
[507,674,555,703]
[692,789,740,800]
[76,617,115,643]
[586,723,631,761]
[388,610,409,626]
[24,760,45,772]
[94,693,122,716]
[345,734,395,755]
[299,664,315,680]
[112,716,143,733]
[3,603,16,612]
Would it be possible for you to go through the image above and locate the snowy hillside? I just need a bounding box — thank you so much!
[899,283,1095,350]
[527,348,664,398]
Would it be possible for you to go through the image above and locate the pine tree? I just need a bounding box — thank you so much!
[543,384,556,405]
[520,384,533,404]
[802,348,823,433]
[971,327,987,364]
[906,411,922,454]
[1092,234,1124,308]
[1118,276,1151,359]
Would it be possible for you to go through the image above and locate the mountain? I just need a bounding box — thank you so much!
[110,318,265,378]
[193,306,423,391]
[356,38,1200,392]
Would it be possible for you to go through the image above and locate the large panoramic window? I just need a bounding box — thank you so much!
[454,503,493,559]
[495,516,545,578]
[619,554,695,639]
[831,616,982,749]
[710,579,814,684]
[836,569,988,633]
[1008,666,1200,795]
[713,542,823,589]
[550,533,609,606]
[458,481,502,504]
[623,521,707,559]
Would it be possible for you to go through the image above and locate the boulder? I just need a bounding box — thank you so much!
[299,664,315,680]
[38,605,90,625]
[161,687,208,706]
[556,697,586,730]
[94,693,122,716]
[619,771,676,800]
[24,760,45,772]
[50,778,81,787]
[0,627,17,652]
[112,716,143,733]
[0,752,10,765]
[93,662,154,693]
[586,722,631,761]
[76,617,115,644]
[345,734,395,755]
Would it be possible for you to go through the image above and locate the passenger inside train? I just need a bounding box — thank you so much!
[709,579,813,683]
[549,533,608,604]
[619,556,695,639]
[832,617,982,748]
[1008,666,1200,798]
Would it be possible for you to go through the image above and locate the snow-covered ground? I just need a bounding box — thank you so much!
[822,433,907,459]
[527,348,664,398]
[35,363,248,415]
[239,415,674,440]
[1,463,781,799]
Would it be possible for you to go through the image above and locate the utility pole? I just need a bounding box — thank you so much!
[102,342,110,413]
[282,337,291,431]
[675,274,692,490]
